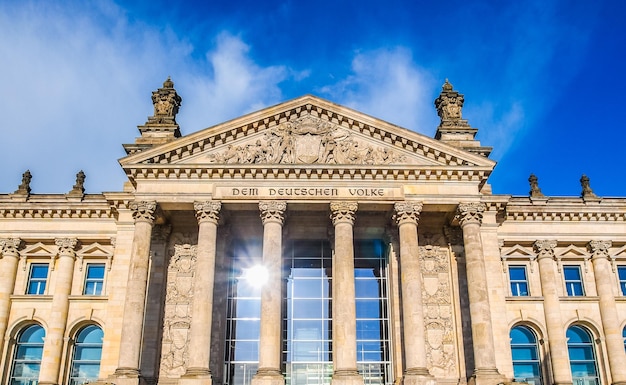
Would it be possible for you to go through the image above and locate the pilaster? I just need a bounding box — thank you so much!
[0,238,22,357]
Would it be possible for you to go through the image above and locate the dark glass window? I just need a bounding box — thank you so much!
[27,264,48,295]
[69,325,104,385]
[510,326,542,385]
[618,266,626,295]
[567,325,599,385]
[83,264,105,295]
[509,266,529,296]
[9,324,45,385]
[564,266,584,296]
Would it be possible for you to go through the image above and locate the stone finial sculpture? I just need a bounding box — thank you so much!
[148,77,182,125]
[434,79,469,127]
[68,170,86,196]
[580,175,597,198]
[528,174,544,198]
[14,170,32,195]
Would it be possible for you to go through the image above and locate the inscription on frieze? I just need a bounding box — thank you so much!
[215,186,402,200]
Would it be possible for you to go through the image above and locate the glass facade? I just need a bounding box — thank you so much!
[224,239,391,385]
[510,325,542,385]
[69,325,104,385]
[567,325,599,385]
[509,266,529,296]
[9,324,45,385]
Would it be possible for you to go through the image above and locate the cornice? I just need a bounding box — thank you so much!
[504,196,626,222]
[0,194,120,219]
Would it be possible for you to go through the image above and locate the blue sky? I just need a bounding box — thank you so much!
[1,0,624,197]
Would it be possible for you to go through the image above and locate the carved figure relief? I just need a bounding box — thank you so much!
[419,246,457,378]
[159,243,197,378]
[207,114,406,165]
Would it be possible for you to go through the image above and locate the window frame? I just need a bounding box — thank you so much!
[510,325,543,385]
[26,263,50,295]
[566,325,600,385]
[83,263,106,295]
[9,324,45,384]
[563,265,585,296]
[68,324,104,385]
[509,265,530,296]
[617,266,626,296]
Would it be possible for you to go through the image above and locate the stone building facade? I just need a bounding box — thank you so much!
[1,79,625,385]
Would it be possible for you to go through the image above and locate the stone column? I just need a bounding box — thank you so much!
[534,240,572,385]
[330,202,363,385]
[455,203,503,385]
[181,201,222,385]
[393,202,433,385]
[114,201,157,384]
[589,240,626,385]
[39,237,79,385]
[0,238,22,356]
[252,201,287,385]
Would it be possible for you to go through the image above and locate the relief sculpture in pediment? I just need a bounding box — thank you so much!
[207,114,406,165]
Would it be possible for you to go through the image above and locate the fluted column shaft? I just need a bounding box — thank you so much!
[534,240,572,385]
[252,201,286,385]
[181,201,222,385]
[456,203,501,384]
[330,202,363,385]
[393,202,432,383]
[115,201,157,379]
[589,241,626,385]
[39,237,79,385]
[0,239,22,356]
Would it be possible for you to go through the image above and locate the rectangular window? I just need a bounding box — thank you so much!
[27,264,49,295]
[83,264,105,295]
[564,266,584,296]
[618,266,626,296]
[509,266,529,296]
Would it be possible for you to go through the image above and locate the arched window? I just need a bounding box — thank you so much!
[623,326,626,352]
[510,325,542,385]
[69,325,104,385]
[9,324,45,384]
[567,325,599,385]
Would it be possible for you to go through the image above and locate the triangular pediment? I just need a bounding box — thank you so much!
[120,95,495,184]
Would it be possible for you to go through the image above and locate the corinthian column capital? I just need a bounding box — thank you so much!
[533,240,557,260]
[55,238,79,258]
[194,200,222,224]
[455,202,486,226]
[0,238,23,258]
[394,201,423,226]
[130,200,158,224]
[330,201,358,226]
[259,201,287,225]
[589,240,612,260]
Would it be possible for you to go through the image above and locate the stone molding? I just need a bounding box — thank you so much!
[393,201,423,226]
[130,200,157,223]
[0,238,23,257]
[194,200,222,224]
[589,240,612,260]
[258,201,287,225]
[0,204,117,219]
[533,240,557,261]
[455,202,486,226]
[330,201,358,225]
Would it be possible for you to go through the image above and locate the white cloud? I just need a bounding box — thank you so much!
[0,3,294,193]
[319,48,439,136]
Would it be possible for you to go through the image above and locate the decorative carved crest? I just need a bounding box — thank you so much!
[533,240,557,260]
[195,200,222,224]
[330,202,358,225]
[149,77,182,125]
[393,201,423,226]
[259,201,287,225]
[0,238,22,257]
[207,114,406,165]
[434,80,468,128]
[589,240,611,260]
[130,200,157,223]
[455,202,485,226]
[14,170,32,196]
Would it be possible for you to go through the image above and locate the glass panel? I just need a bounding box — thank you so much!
[564,267,581,280]
[567,326,599,385]
[510,326,542,385]
[509,266,527,280]
[292,299,324,318]
[30,265,48,278]
[234,299,261,318]
[234,320,260,340]
[10,325,45,384]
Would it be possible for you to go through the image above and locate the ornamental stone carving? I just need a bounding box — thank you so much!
[589,240,612,260]
[160,243,197,378]
[14,170,32,196]
[68,170,86,196]
[455,202,486,226]
[0,238,22,257]
[194,200,222,224]
[55,238,79,257]
[259,201,287,225]
[330,202,358,225]
[528,174,545,198]
[533,240,557,260]
[130,200,158,223]
[393,201,423,226]
[434,80,469,127]
[207,114,406,165]
[580,175,598,198]
[420,246,457,377]
[149,77,182,125]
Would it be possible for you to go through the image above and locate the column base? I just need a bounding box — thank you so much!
[403,368,436,385]
[179,367,213,385]
[109,367,148,385]
[251,368,285,385]
[468,369,506,385]
[331,370,364,385]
